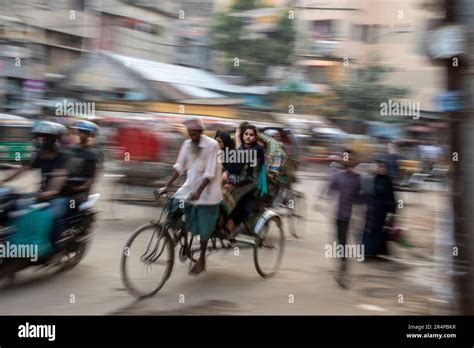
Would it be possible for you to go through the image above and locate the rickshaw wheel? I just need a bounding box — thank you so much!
[253,216,284,278]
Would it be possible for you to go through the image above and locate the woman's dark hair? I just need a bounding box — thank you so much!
[240,124,258,146]
[215,130,234,151]
[239,121,250,133]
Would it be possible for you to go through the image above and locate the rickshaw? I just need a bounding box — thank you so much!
[120,125,289,298]
[120,189,285,298]
[258,127,307,238]
[0,114,35,164]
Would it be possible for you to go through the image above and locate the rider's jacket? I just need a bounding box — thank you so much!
[63,144,98,204]
[30,149,70,193]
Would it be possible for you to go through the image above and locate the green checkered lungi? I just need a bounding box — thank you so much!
[170,198,220,242]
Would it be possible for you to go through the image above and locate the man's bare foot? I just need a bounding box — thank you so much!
[229,223,249,240]
[226,218,235,232]
[190,259,206,275]
[218,215,226,228]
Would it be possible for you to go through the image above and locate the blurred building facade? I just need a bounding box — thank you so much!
[89,0,179,62]
[1,0,97,113]
[0,14,45,113]
[294,0,445,112]
[174,0,214,70]
[0,0,450,118]
[0,0,189,113]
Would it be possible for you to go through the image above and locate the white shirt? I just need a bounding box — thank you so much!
[173,135,223,205]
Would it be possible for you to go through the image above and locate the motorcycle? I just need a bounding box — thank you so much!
[0,186,100,280]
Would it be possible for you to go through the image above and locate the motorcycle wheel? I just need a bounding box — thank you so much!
[55,241,89,273]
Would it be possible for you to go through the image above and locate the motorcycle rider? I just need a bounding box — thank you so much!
[65,120,99,208]
[0,121,71,246]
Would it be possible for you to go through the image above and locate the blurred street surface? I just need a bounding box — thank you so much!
[0,165,451,315]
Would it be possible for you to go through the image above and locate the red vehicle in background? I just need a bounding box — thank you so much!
[114,125,161,162]
[106,119,185,202]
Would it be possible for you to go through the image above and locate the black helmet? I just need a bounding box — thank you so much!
[32,121,67,137]
[32,121,66,150]
[71,120,99,135]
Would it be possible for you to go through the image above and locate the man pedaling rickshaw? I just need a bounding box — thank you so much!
[159,118,223,275]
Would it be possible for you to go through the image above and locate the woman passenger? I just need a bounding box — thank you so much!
[224,124,266,239]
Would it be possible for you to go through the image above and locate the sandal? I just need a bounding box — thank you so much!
[189,260,206,275]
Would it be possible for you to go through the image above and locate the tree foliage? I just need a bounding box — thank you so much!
[211,0,295,83]
[323,55,409,121]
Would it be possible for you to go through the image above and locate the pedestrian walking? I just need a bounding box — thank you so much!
[328,150,363,288]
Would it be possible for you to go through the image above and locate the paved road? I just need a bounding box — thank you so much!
[0,169,449,315]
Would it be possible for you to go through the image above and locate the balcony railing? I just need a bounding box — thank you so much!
[312,40,338,56]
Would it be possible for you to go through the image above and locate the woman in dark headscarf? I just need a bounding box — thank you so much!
[215,130,236,176]
[362,160,396,257]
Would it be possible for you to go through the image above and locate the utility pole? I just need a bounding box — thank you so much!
[444,0,474,315]
[457,0,474,316]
